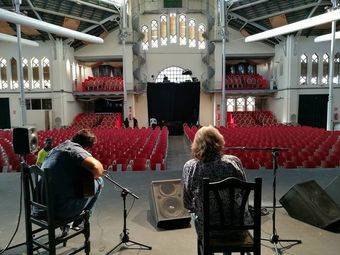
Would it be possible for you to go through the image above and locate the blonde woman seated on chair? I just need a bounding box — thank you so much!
[182,126,253,254]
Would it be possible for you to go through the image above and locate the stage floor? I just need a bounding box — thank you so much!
[1,168,340,255]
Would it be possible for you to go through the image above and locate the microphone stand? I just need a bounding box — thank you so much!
[225,147,302,254]
[104,173,152,254]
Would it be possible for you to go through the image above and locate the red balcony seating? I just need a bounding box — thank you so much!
[78,76,124,92]
[184,124,340,170]
[226,74,269,90]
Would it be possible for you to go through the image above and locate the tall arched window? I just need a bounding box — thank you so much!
[246,97,256,111]
[0,58,8,90]
[160,15,167,46]
[141,25,149,50]
[31,57,40,89]
[42,57,51,88]
[188,19,196,48]
[151,20,158,48]
[311,53,318,85]
[334,52,340,85]
[227,98,235,112]
[322,53,329,85]
[179,14,186,46]
[11,57,18,89]
[300,54,307,85]
[72,62,77,82]
[236,97,245,111]
[155,66,192,83]
[22,58,29,89]
[169,13,177,43]
[198,24,206,49]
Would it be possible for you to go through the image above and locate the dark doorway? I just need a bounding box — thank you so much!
[147,82,200,135]
[298,94,328,129]
[94,98,123,113]
[0,98,11,129]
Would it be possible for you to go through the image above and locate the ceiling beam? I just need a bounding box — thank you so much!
[25,0,55,41]
[297,0,324,37]
[3,6,103,25]
[248,1,329,23]
[229,0,269,12]
[65,14,118,44]
[229,12,283,42]
[66,0,119,14]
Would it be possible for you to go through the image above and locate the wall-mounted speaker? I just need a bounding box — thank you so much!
[280,180,340,232]
[13,126,38,155]
[149,179,191,229]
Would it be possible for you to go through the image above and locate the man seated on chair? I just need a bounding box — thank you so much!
[182,126,253,247]
[41,129,104,224]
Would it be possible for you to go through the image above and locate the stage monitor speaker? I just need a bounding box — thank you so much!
[149,179,191,229]
[325,176,340,208]
[280,180,340,232]
[13,126,38,155]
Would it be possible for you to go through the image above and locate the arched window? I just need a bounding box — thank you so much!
[151,20,158,48]
[246,96,255,111]
[169,13,177,43]
[198,24,206,49]
[188,19,196,48]
[238,64,245,74]
[300,54,307,85]
[0,58,8,90]
[22,58,29,89]
[227,98,235,112]
[236,97,245,112]
[334,52,340,84]
[247,65,255,74]
[155,66,192,83]
[322,53,329,85]
[42,57,51,89]
[141,25,149,50]
[311,53,318,85]
[31,57,40,89]
[160,15,167,46]
[11,57,18,89]
[179,14,186,46]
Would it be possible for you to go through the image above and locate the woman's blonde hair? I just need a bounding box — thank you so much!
[191,126,225,162]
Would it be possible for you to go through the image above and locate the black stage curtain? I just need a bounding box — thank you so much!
[298,94,328,129]
[147,82,200,134]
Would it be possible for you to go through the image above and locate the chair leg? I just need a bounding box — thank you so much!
[48,227,56,255]
[84,211,91,255]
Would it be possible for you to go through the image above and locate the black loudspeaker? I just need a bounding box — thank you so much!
[325,176,340,208]
[149,179,191,229]
[280,180,340,232]
[13,127,38,155]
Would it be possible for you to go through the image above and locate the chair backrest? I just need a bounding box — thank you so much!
[202,177,262,245]
[22,164,55,225]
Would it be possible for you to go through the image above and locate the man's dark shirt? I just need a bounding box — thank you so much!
[41,140,92,219]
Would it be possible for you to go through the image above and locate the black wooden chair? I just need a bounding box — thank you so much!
[199,177,262,255]
[22,164,91,255]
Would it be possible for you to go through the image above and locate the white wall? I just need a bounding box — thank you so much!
[0,40,82,130]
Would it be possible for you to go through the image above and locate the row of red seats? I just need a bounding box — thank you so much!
[71,113,122,129]
[226,74,269,90]
[184,124,340,169]
[78,76,123,92]
[227,111,278,127]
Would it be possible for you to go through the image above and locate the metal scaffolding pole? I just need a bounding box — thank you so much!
[15,0,27,126]
[327,0,338,131]
[220,0,226,127]
[121,0,128,119]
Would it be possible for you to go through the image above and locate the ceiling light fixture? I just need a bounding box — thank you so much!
[0,8,104,44]
[0,32,39,47]
[245,8,340,42]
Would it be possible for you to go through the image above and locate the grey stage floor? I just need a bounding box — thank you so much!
[1,169,340,255]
